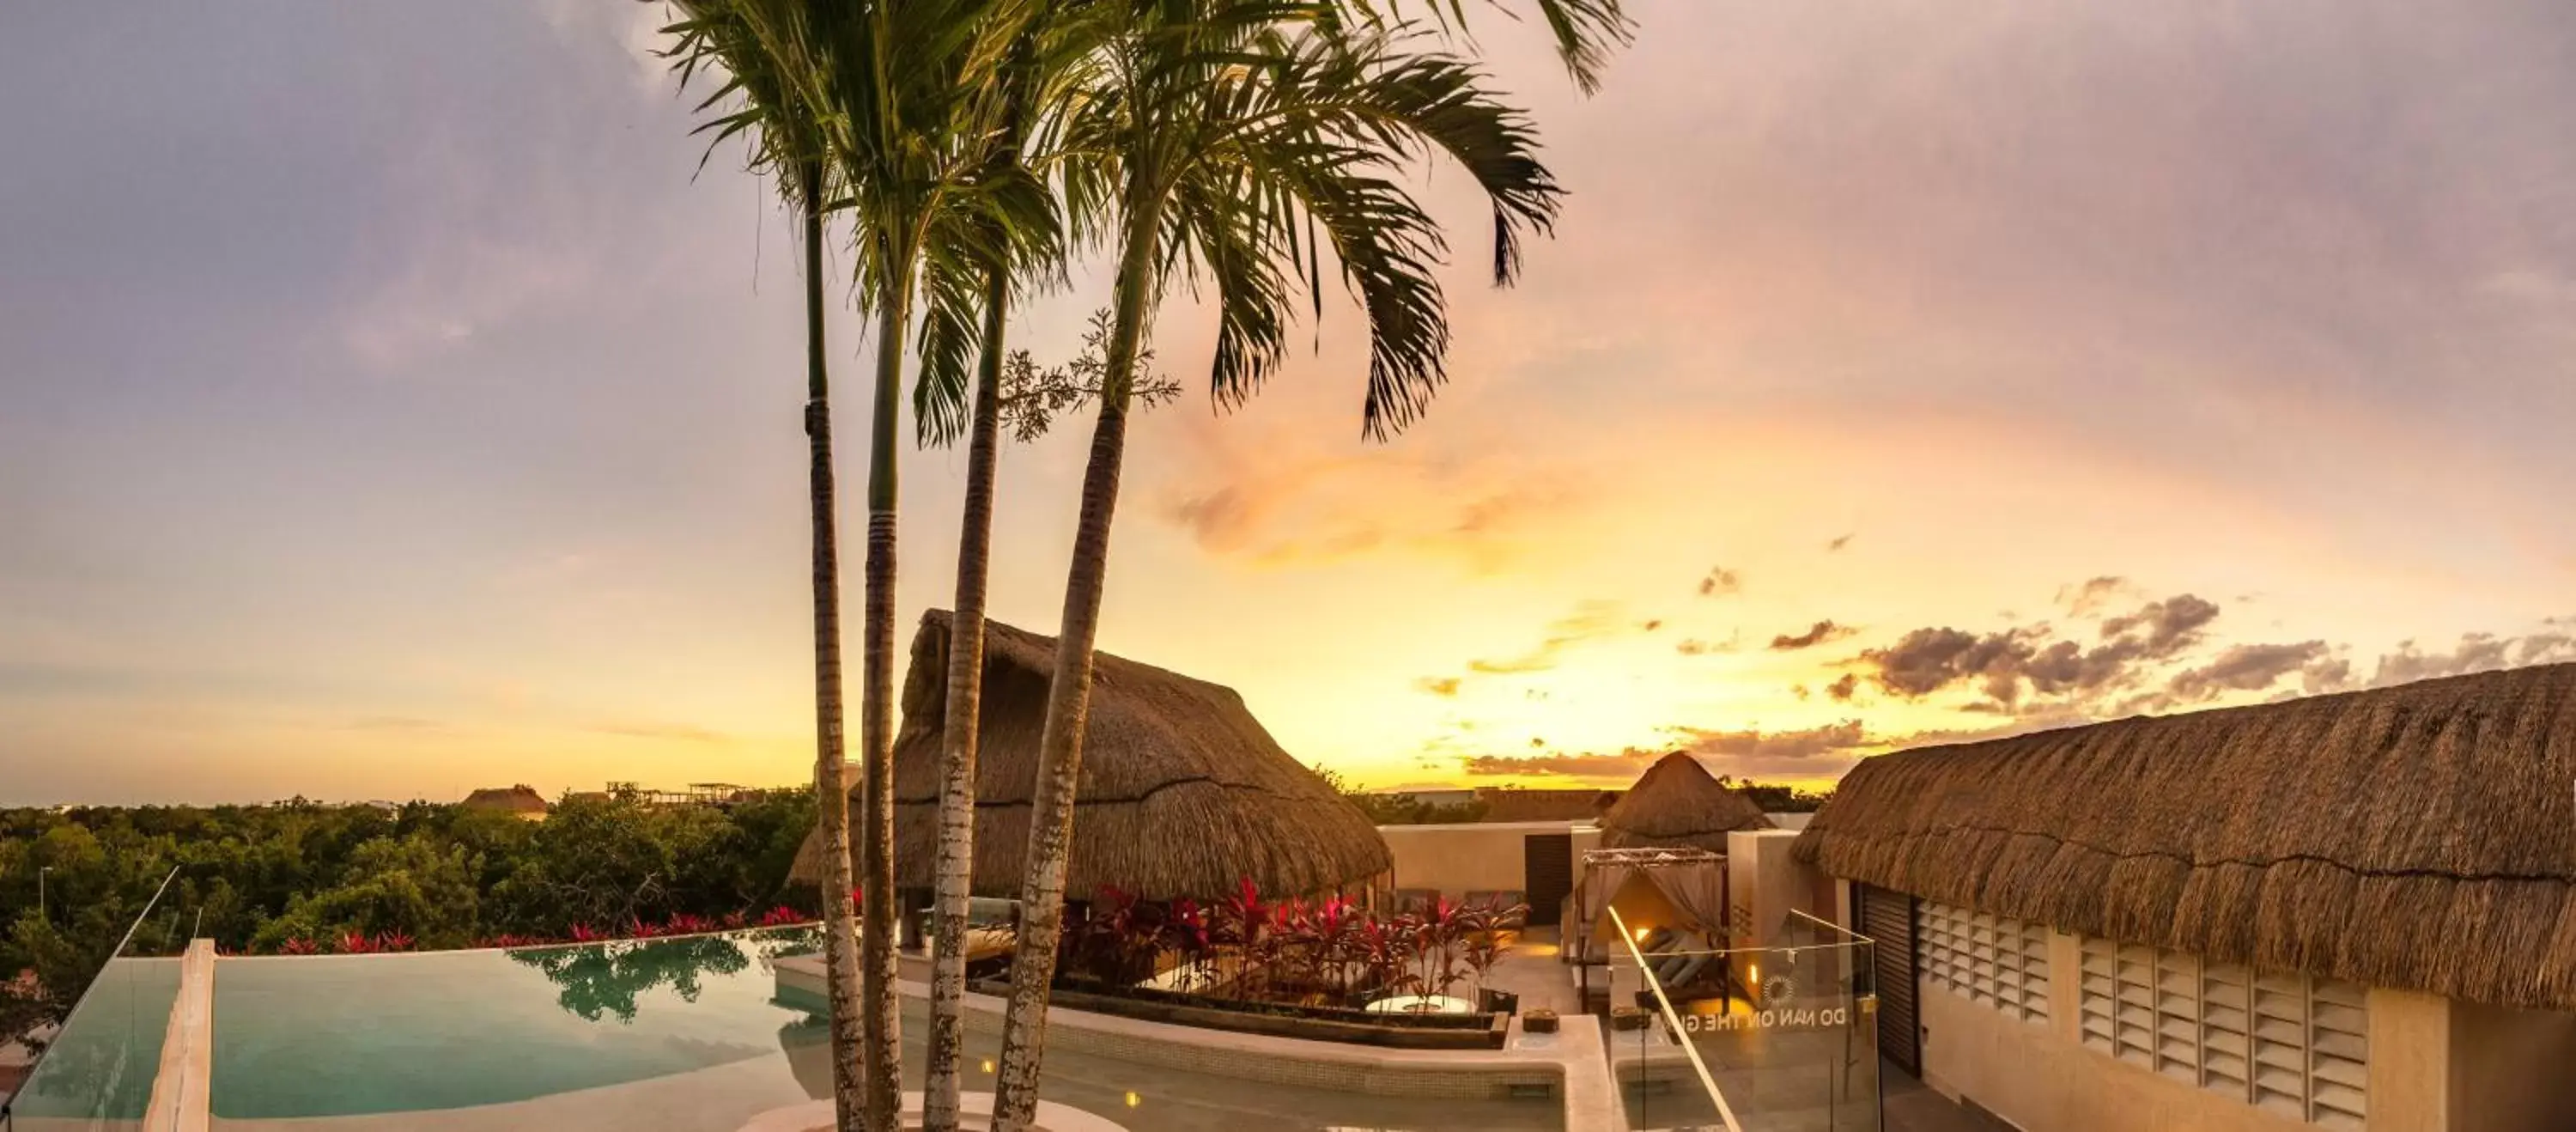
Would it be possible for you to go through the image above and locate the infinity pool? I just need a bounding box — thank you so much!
[207,928,1560,1131]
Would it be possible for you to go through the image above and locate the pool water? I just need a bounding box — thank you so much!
[208,929,1559,1131]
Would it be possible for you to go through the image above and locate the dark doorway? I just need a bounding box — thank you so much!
[1522,833,1573,926]
[1857,883,1921,1077]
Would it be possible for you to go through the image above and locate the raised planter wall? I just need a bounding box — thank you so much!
[970,978,1508,1050]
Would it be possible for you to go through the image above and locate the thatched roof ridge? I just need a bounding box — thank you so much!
[461,785,548,815]
[1597,752,1772,851]
[1793,663,2576,1011]
[792,611,1391,900]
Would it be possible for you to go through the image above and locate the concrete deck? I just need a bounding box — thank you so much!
[1482,925,1586,1017]
[1881,1062,2016,1132]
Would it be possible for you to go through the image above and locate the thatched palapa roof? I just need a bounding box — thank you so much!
[1597,752,1772,851]
[461,785,549,816]
[791,611,1391,901]
[1794,663,2576,1012]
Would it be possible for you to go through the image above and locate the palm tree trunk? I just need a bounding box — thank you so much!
[988,195,1159,1132]
[860,254,909,1130]
[796,160,867,1132]
[924,265,1012,1132]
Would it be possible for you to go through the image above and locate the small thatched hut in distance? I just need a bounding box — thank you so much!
[792,611,1390,902]
[1596,752,1773,852]
[461,785,550,821]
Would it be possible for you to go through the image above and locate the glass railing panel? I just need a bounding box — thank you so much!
[5,868,185,1132]
[1612,906,1880,1132]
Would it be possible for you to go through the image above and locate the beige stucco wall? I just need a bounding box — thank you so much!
[1726,829,1814,994]
[1376,822,1601,903]
[2447,998,2576,1132]
[1917,931,2451,1132]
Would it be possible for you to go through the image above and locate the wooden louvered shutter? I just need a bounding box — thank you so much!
[1857,884,1919,1076]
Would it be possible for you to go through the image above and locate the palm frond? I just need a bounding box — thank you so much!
[1335,0,1633,94]
[1109,6,1558,438]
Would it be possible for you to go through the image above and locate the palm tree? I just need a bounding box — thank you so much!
[907,16,1056,1130]
[985,4,1570,1126]
[671,3,1048,1127]
[659,4,870,1129]
[1355,0,1632,94]
[918,328,1177,1132]
[790,5,1048,1124]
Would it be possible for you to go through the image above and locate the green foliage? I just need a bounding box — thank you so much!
[1308,764,1490,825]
[250,832,483,952]
[0,788,818,1048]
[1358,795,1491,825]
[1728,781,1832,813]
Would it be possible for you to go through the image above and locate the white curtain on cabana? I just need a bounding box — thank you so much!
[1569,852,1729,960]
[1567,861,1640,961]
[1646,865,1727,945]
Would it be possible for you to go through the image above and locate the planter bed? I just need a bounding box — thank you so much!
[970,977,1508,1050]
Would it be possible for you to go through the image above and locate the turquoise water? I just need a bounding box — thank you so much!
[212,931,807,1118]
[205,928,1561,1130]
[9,956,182,1129]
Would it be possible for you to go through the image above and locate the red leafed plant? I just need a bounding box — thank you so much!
[1217,877,1273,1000]
[1069,886,1165,985]
[374,931,416,952]
[1025,877,1502,1013]
[1160,898,1214,994]
[568,922,606,943]
[278,937,320,956]
[1457,901,1528,1001]
[336,931,380,955]
[1411,897,1466,1001]
[1357,916,1415,999]
[758,905,805,928]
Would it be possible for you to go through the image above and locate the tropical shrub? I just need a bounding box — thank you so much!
[1051,876,1520,1012]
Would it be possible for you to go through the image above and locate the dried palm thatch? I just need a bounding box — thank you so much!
[461,785,549,817]
[1597,752,1772,851]
[1795,663,2576,1011]
[791,611,1391,901]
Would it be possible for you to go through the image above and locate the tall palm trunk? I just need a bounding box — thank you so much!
[989,190,1160,1132]
[860,240,911,1129]
[797,158,868,1132]
[925,265,1012,1132]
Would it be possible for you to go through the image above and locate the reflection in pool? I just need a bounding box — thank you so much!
[204,928,1558,1131]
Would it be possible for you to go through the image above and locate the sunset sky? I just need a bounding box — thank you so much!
[6,0,2575,805]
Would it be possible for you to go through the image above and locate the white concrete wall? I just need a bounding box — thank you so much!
[1914,930,2451,1132]
[1725,830,1813,995]
[1376,822,1601,903]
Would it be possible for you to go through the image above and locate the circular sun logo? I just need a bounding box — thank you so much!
[1760,971,1799,1008]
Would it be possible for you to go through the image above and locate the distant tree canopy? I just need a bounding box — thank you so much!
[1714,777,1833,813]
[0,788,817,1051]
[1308,762,1833,824]
[1305,765,1487,825]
